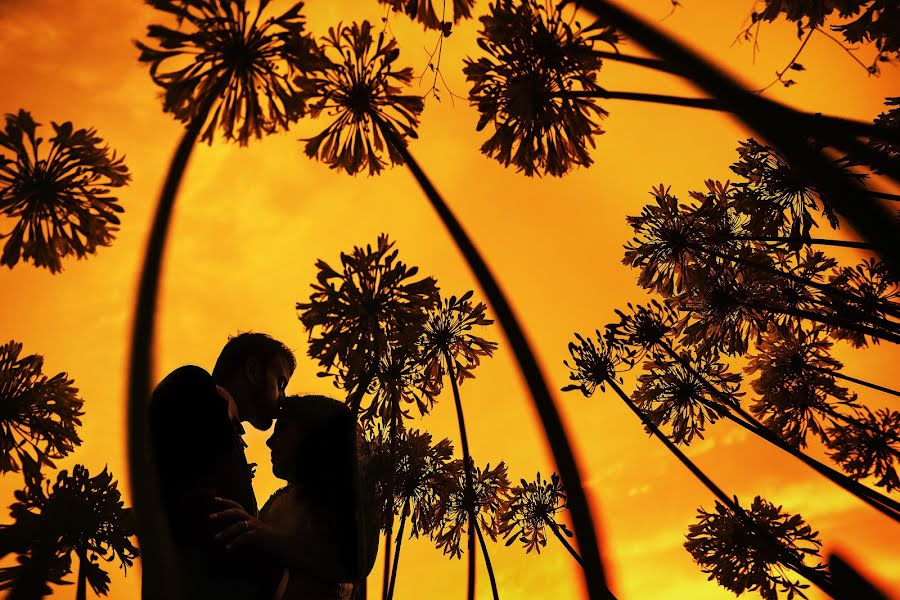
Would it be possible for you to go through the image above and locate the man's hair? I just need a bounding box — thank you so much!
[211,332,296,381]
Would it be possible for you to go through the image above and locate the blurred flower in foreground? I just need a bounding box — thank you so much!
[464,0,618,176]
[0,110,129,273]
[685,495,826,600]
[137,0,321,144]
[0,341,83,488]
[297,21,424,175]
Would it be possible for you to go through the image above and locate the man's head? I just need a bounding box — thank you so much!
[212,332,296,430]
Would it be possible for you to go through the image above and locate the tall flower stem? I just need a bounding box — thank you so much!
[445,355,478,600]
[548,520,584,567]
[870,191,900,202]
[732,236,876,250]
[386,498,410,600]
[570,0,900,277]
[382,401,399,600]
[592,50,683,75]
[474,521,501,600]
[605,378,835,595]
[810,365,900,399]
[745,300,900,346]
[347,364,378,421]
[657,341,900,522]
[378,122,615,599]
[128,85,224,600]
[76,550,87,600]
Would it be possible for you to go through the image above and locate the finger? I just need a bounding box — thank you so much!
[210,508,249,524]
[225,528,257,551]
[215,519,253,543]
[212,497,244,510]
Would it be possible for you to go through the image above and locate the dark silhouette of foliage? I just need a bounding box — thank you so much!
[604,299,679,361]
[0,110,129,273]
[827,258,900,347]
[297,234,439,398]
[136,0,321,145]
[562,330,634,397]
[633,351,743,445]
[379,0,475,30]
[464,0,618,176]
[366,342,435,423]
[297,21,424,175]
[0,341,83,488]
[0,465,138,599]
[868,97,899,171]
[500,472,580,564]
[826,407,900,492]
[685,495,826,600]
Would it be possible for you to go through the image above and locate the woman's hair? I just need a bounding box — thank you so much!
[278,394,362,580]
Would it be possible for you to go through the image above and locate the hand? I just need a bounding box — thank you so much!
[210,497,274,552]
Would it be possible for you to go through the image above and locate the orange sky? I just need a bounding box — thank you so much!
[1,1,898,599]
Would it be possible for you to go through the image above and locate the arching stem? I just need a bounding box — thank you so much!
[474,521,500,600]
[548,520,584,567]
[386,498,409,600]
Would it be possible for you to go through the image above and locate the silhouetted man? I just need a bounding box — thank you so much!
[147,332,296,600]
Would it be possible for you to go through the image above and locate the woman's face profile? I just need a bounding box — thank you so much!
[267,417,302,481]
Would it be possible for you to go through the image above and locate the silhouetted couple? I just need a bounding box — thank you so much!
[146,333,375,600]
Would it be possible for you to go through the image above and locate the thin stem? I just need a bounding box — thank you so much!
[381,527,393,600]
[756,29,814,94]
[869,191,900,203]
[548,520,584,567]
[386,499,409,600]
[474,521,501,600]
[733,236,875,251]
[592,50,683,75]
[348,364,378,422]
[76,551,87,600]
[381,402,399,600]
[810,365,900,399]
[127,84,223,600]
[813,27,872,73]
[556,89,726,112]
[748,299,900,347]
[380,123,614,599]
[446,356,477,600]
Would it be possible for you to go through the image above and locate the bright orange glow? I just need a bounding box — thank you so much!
[1,1,898,599]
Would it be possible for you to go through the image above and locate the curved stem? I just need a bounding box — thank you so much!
[381,402,399,600]
[556,89,726,112]
[386,499,409,600]
[380,124,614,599]
[593,50,683,75]
[548,520,584,567]
[810,365,900,399]
[348,364,377,422]
[757,29,814,94]
[747,299,900,347]
[733,236,875,251]
[474,521,500,600]
[127,87,222,600]
[445,356,477,600]
[869,191,900,203]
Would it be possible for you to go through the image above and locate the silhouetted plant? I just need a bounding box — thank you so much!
[826,407,900,492]
[685,495,827,600]
[0,465,138,600]
[0,341,83,489]
[633,351,742,445]
[137,0,321,145]
[297,234,439,413]
[0,110,129,273]
[500,471,581,566]
[464,0,618,176]
[827,258,900,347]
[604,299,680,360]
[297,21,424,175]
[366,343,435,424]
[379,0,475,30]
[434,460,510,600]
[868,97,899,171]
[562,330,634,397]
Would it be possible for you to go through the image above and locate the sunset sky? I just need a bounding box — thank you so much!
[1,0,898,598]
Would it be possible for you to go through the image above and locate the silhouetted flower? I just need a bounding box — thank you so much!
[392,430,458,536]
[562,331,635,397]
[297,21,424,175]
[685,495,825,600]
[745,325,856,448]
[826,258,900,347]
[433,460,510,557]
[365,343,434,423]
[730,138,838,238]
[464,0,618,176]
[379,0,475,29]
[0,465,138,598]
[298,235,439,393]
[0,110,129,273]
[0,341,83,488]
[765,249,836,329]
[499,471,573,555]
[633,351,742,445]
[137,0,320,145]
[868,97,899,171]
[826,407,900,492]
[604,299,680,359]
[420,290,498,392]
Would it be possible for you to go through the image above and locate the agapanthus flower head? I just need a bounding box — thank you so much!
[296,21,424,175]
[604,299,680,358]
[364,342,435,423]
[297,234,439,392]
[379,0,475,30]
[137,0,321,145]
[764,249,836,329]
[730,138,838,238]
[632,350,742,445]
[826,258,900,347]
[420,290,498,392]
[562,331,635,397]
[0,110,129,273]
[499,471,572,555]
[464,0,618,176]
[867,97,899,172]
[826,407,900,492]
[0,465,138,597]
[391,429,458,536]
[0,341,83,488]
[433,460,510,557]
[685,495,825,600]
[746,325,855,448]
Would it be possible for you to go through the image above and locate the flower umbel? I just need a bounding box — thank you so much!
[137,0,321,145]
[826,408,900,492]
[562,331,634,397]
[378,0,475,30]
[0,110,129,273]
[499,471,573,555]
[297,21,424,175]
